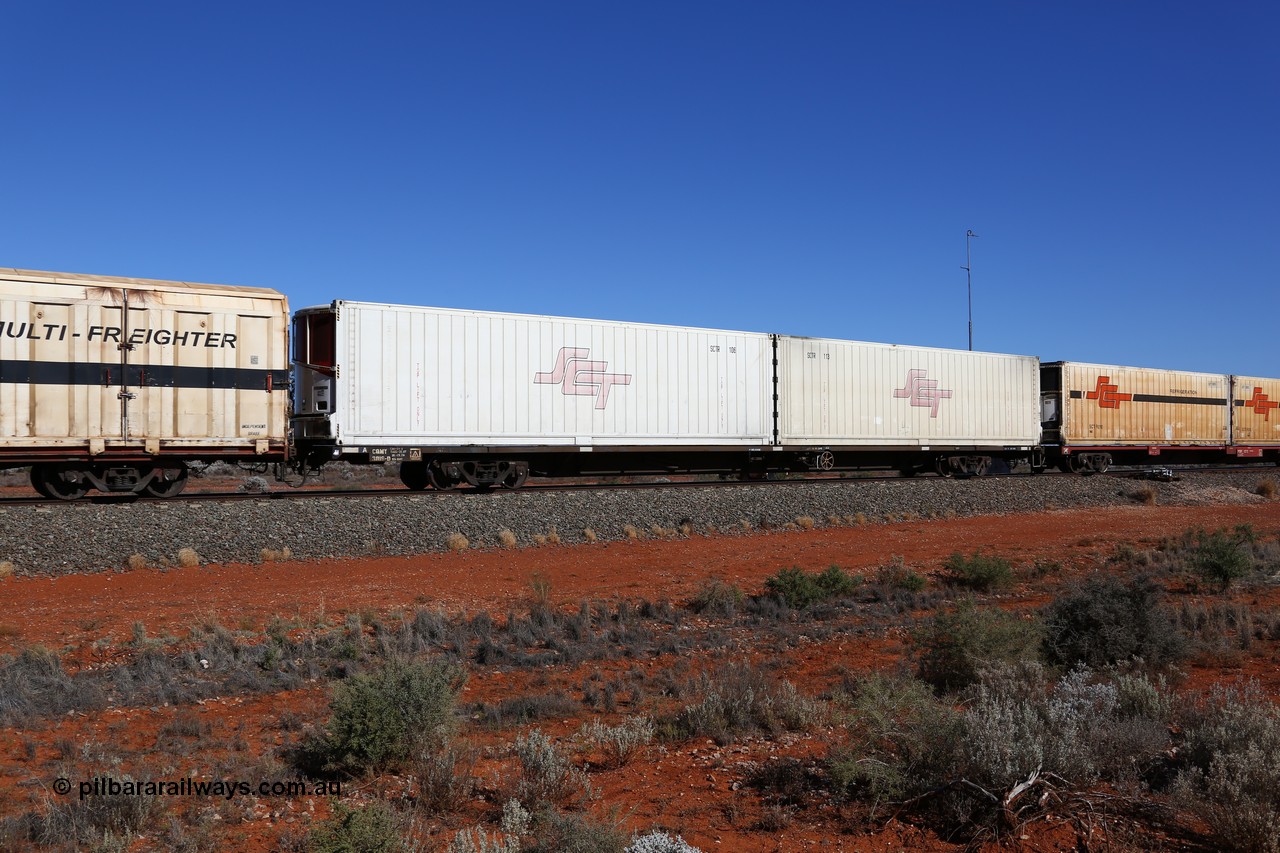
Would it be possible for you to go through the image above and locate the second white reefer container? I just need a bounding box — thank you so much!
[775,336,1041,448]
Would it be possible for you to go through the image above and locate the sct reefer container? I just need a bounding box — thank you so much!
[0,268,290,497]
[1231,375,1280,450]
[775,336,1040,475]
[1041,361,1230,472]
[291,300,773,488]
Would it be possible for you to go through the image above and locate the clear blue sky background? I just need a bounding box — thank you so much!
[3,2,1276,375]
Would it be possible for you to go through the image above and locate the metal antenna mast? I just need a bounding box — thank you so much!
[962,230,978,351]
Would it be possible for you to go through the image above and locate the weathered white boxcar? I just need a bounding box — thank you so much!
[775,336,1041,475]
[1040,361,1231,472]
[0,268,290,497]
[1231,375,1280,451]
[291,300,774,488]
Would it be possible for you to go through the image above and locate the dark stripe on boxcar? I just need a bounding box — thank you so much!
[0,359,288,391]
[1067,390,1226,406]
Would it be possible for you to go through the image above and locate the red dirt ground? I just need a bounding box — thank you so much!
[2,501,1279,851]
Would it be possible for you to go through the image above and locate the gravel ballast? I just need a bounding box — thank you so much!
[0,471,1274,576]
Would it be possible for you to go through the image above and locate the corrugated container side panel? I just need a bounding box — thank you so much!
[777,337,1039,445]
[1060,363,1228,445]
[2,277,288,450]
[1232,376,1280,446]
[339,304,771,445]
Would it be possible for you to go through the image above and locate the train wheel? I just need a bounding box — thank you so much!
[501,464,529,490]
[426,464,457,491]
[29,466,54,499]
[399,461,429,491]
[143,465,189,498]
[30,465,89,501]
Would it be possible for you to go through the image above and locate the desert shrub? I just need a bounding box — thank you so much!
[834,667,1169,829]
[413,742,477,814]
[1175,680,1280,853]
[1186,527,1255,591]
[749,757,820,808]
[579,716,654,767]
[1041,573,1187,668]
[447,800,528,853]
[176,547,200,567]
[874,556,927,592]
[961,666,1168,793]
[0,646,106,725]
[942,550,1014,591]
[446,533,470,552]
[309,658,465,774]
[1257,479,1277,499]
[626,831,704,853]
[914,600,1042,692]
[498,529,518,548]
[828,673,960,815]
[763,567,822,608]
[238,475,270,493]
[689,578,745,616]
[308,801,402,853]
[471,692,577,727]
[7,780,156,848]
[513,729,592,808]
[763,565,857,608]
[814,564,858,597]
[668,661,820,744]
[523,806,628,853]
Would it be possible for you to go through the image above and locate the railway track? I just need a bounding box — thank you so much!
[0,464,1271,509]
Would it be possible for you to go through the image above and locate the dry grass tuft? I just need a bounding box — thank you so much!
[782,522,798,531]
[127,554,148,570]
[1257,479,1277,500]
[0,561,13,579]
[583,527,598,543]
[795,516,815,530]
[1131,486,1157,506]
[623,524,641,541]
[498,529,518,548]
[445,532,470,552]
[827,514,844,526]
[740,519,753,531]
[533,534,548,546]
[853,512,867,525]
[679,521,694,537]
[547,528,562,546]
[260,547,291,563]
[177,548,200,568]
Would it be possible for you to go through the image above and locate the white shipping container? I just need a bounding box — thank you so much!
[0,269,290,460]
[307,301,773,448]
[776,336,1040,447]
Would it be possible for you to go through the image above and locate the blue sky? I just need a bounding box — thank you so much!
[3,2,1276,375]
